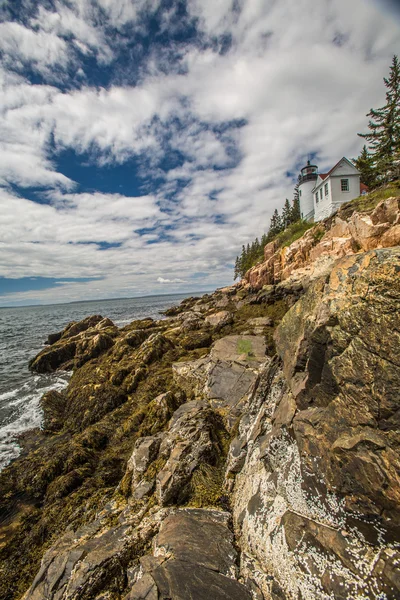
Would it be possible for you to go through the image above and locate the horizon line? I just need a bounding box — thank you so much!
[0,288,217,310]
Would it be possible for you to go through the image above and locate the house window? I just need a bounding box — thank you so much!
[320,188,323,200]
[315,193,319,203]
[341,179,349,192]
[324,183,328,196]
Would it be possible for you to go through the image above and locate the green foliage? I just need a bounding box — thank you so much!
[338,180,400,218]
[274,220,314,248]
[234,194,301,279]
[358,55,400,183]
[353,145,378,189]
[189,464,225,508]
[236,338,254,356]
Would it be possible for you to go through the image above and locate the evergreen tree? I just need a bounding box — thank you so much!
[291,195,301,222]
[353,145,377,189]
[358,55,400,180]
[293,179,300,204]
[234,256,240,280]
[282,199,292,228]
[268,208,283,237]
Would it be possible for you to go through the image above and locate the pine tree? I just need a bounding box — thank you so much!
[269,208,283,237]
[291,195,301,222]
[353,145,377,189]
[358,55,400,181]
[282,199,292,228]
[234,256,239,280]
[293,178,300,204]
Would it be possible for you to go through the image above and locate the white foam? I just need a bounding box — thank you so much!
[0,388,20,402]
[0,374,70,471]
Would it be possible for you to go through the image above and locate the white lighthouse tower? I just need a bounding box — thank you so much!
[298,160,318,221]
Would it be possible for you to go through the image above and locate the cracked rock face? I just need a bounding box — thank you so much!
[128,509,253,600]
[230,247,400,600]
[155,400,221,505]
[245,196,400,290]
[173,335,267,427]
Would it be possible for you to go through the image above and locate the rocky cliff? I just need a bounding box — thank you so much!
[0,192,399,600]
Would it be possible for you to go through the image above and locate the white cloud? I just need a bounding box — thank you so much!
[157,277,186,283]
[0,0,399,305]
[31,1,113,65]
[0,22,69,74]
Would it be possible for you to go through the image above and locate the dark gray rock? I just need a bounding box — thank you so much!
[128,509,252,600]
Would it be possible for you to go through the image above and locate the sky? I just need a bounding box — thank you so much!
[0,0,399,306]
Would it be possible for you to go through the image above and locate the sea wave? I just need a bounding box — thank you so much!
[0,373,70,471]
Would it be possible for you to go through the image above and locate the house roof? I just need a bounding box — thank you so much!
[326,156,358,177]
[311,157,359,191]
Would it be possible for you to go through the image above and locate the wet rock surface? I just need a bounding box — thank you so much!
[1,189,399,600]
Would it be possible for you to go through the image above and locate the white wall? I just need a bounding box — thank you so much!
[314,179,332,222]
[298,179,316,220]
[313,174,360,221]
[330,174,360,211]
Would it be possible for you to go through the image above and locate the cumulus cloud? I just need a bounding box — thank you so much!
[0,0,399,305]
[0,21,69,75]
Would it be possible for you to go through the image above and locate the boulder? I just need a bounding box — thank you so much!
[204,311,233,329]
[29,316,118,373]
[40,390,67,433]
[156,401,221,505]
[128,509,253,600]
[173,335,267,425]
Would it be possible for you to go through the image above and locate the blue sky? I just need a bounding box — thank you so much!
[0,0,399,306]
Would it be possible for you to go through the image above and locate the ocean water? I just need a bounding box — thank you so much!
[0,293,196,470]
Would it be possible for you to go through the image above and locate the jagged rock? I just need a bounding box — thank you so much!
[23,521,131,600]
[179,330,212,351]
[204,310,233,329]
[247,316,272,327]
[229,358,400,599]
[30,316,118,373]
[226,248,400,599]
[179,311,204,332]
[123,333,174,393]
[45,315,104,345]
[244,196,400,291]
[40,390,67,433]
[46,331,62,345]
[155,401,221,505]
[128,509,252,600]
[23,507,171,600]
[173,335,267,426]
[29,340,78,373]
[275,248,400,522]
[127,436,162,481]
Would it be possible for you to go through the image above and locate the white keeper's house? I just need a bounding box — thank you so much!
[298,157,368,222]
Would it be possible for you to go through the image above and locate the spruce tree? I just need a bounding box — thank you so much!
[282,199,292,228]
[293,178,300,204]
[268,209,283,238]
[234,256,239,280]
[291,195,301,222]
[353,145,377,189]
[358,55,400,181]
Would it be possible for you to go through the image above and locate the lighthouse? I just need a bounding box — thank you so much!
[298,160,318,221]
